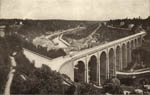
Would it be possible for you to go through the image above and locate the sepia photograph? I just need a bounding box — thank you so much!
[0,0,150,94]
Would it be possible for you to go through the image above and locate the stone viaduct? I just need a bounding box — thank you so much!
[24,31,146,86]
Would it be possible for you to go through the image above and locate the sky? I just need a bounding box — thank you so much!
[0,0,150,20]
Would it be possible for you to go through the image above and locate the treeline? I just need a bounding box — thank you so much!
[107,16,150,28]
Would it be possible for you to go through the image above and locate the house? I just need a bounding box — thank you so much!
[0,25,6,38]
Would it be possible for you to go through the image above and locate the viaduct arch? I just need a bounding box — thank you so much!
[58,31,146,86]
[23,31,146,86]
[74,61,85,82]
[100,51,107,85]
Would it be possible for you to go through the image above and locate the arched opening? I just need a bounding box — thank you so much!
[131,40,134,50]
[74,61,85,82]
[116,46,121,71]
[138,37,141,47]
[135,39,138,48]
[122,44,127,69]
[88,55,98,84]
[127,42,130,65]
[109,48,115,78]
[100,51,107,85]
[131,40,135,63]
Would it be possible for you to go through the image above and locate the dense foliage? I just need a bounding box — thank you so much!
[108,16,150,38]
[0,35,69,94]
[11,54,67,94]
[107,16,150,28]
[0,38,11,94]
[77,83,104,94]
[132,48,150,67]
[63,23,99,40]
[94,26,131,42]
[0,34,23,93]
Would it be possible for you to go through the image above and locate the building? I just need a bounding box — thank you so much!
[0,25,6,38]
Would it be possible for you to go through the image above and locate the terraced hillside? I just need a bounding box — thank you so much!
[62,25,133,52]
[94,26,132,43]
[63,23,99,40]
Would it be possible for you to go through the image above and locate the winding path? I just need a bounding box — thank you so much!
[4,56,16,95]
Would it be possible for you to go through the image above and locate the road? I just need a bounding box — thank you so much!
[51,27,85,48]
[52,34,69,48]
[4,56,16,95]
[46,26,85,39]
[89,23,101,37]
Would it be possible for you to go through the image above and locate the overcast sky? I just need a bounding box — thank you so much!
[0,0,149,20]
